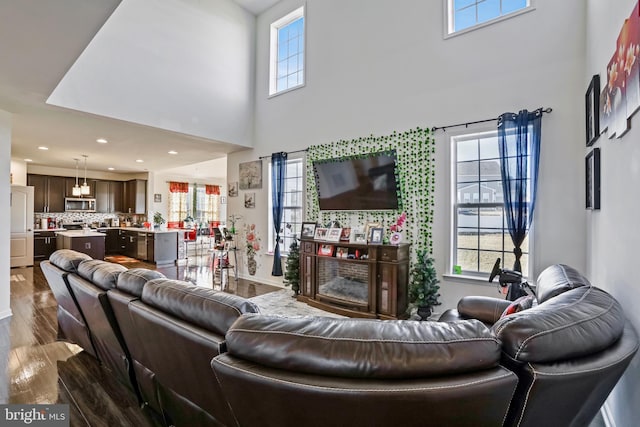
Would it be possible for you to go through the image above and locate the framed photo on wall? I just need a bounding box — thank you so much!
[586,147,601,210]
[586,74,601,146]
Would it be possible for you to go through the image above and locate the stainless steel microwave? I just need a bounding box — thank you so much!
[65,197,96,212]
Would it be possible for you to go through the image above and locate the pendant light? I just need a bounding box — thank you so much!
[80,155,90,195]
[72,158,82,196]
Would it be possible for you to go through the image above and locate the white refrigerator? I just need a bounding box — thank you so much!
[10,185,34,267]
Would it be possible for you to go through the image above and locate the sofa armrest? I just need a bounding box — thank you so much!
[457,296,511,325]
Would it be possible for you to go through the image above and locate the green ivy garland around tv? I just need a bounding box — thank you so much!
[408,249,441,320]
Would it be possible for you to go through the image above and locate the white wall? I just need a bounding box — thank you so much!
[10,159,26,186]
[586,1,640,425]
[48,0,256,146]
[228,0,587,302]
[1,111,12,319]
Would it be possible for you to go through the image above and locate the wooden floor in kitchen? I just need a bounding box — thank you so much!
[3,255,280,426]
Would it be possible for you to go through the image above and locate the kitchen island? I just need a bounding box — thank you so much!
[56,230,106,260]
[102,227,179,265]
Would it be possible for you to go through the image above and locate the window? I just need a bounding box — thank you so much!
[269,7,305,96]
[268,158,304,254]
[168,182,221,224]
[451,131,530,276]
[447,0,531,35]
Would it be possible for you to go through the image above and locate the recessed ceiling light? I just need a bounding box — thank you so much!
[38,146,48,150]
[136,159,144,163]
[107,167,115,171]
[96,138,108,144]
[168,150,178,155]
[24,158,33,162]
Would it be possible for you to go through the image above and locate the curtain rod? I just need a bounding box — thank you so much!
[259,148,308,160]
[431,107,553,133]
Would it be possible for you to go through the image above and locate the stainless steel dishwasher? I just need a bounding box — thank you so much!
[137,232,148,260]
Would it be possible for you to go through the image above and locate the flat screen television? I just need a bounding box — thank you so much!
[313,151,400,211]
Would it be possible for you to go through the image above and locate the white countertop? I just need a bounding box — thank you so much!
[56,230,106,238]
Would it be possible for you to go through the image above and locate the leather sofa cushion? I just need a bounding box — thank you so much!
[49,249,92,273]
[225,315,502,379]
[117,268,165,297]
[77,260,127,291]
[493,286,625,362]
[536,264,591,304]
[457,296,512,324]
[141,279,259,336]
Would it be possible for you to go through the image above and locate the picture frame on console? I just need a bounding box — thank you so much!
[586,147,601,210]
[326,227,342,242]
[339,228,351,242]
[369,227,384,244]
[364,222,380,241]
[314,227,328,241]
[301,222,317,240]
[350,228,366,244]
[586,74,600,146]
[318,244,334,257]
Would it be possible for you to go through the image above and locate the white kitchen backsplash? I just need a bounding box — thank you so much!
[34,212,147,228]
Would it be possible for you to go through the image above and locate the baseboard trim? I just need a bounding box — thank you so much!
[602,401,615,427]
[0,309,13,321]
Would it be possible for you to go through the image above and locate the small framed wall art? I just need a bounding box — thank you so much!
[586,147,601,210]
[585,74,600,146]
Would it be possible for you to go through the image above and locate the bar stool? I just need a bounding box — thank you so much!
[183,229,197,263]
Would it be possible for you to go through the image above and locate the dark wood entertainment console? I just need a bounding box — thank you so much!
[298,240,410,319]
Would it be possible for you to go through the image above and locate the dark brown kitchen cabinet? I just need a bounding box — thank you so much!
[95,180,125,213]
[27,174,66,213]
[34,230,57,261]
[105,229,121,254]
[124,179,146,214]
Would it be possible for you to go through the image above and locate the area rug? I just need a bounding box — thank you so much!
[249,289,345,318]
[105,255,139,264]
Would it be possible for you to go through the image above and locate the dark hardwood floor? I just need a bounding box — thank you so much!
[3,254,280,426]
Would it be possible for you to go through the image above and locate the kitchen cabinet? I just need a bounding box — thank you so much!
[105,229,121,254]
[95,180,124,213]
[28,174,66,213]
[124,179,147,214]
[34,230,57,261]
[123,230,137,258]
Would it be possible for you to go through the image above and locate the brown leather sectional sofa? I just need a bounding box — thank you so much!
[41,250,638,427]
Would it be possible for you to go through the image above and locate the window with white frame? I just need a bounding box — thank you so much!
[446,0,531,35]
[268,158,304,254]
[269,7,305,96]
[451,131,530,276]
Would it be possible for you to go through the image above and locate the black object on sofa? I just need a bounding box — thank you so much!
[126,278,260,427]
[40,249,96,357]
[439,264,639,427]
[212,315,519,427]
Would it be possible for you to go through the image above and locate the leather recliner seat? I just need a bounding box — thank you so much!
[439,264,639,427]
[212,315,519,427]
[40,250,96,357]
[126,278,260,427]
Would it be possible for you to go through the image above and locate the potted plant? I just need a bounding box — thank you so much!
[283,238,300,295]
[153,212,165,230]
[408,249,441,320]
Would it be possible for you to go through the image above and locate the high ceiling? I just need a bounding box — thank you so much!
[0,0,279,178]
